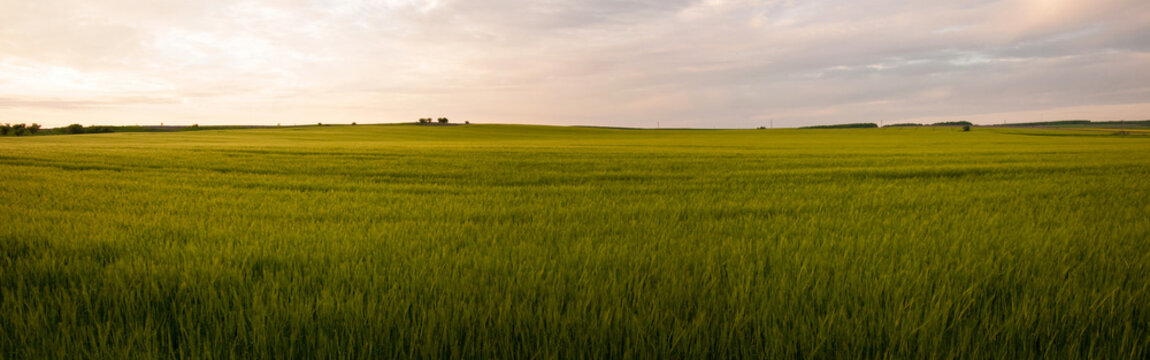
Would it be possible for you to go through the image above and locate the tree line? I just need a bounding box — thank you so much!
[0,123,42,136]
[59,124,116,134]
[0,123,121,136]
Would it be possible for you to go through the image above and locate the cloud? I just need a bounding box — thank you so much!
[0,96,177,110]
[1,0,1148,127]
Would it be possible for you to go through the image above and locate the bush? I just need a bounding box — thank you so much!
[962,125,971,132]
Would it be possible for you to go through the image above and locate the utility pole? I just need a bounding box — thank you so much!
[771,119,774,129]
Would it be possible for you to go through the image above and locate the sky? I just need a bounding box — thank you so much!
[1,0,1149,128]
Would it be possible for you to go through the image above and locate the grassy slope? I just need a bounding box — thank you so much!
[2,125,1149,358]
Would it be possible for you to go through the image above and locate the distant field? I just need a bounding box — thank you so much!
[997,120,1150,130]
[2,125,1148,358]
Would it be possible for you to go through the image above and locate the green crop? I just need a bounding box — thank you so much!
[2,125,1148,358]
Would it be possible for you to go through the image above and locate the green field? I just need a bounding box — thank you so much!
[2,125,1148,358]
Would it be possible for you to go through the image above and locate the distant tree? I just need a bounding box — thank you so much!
[351,122,357,126]
[0,124,9,136]
[66,124,85,134]
[801,123,879,129]
[82,125,111,133]
[28,123,41,134]
[884,123,924,128]
[11,123,27,136]
[418,118,428,124]
[191,124,199,129]
[932,121,973,127]
[438,117,448,124]
[962,125,971,132]
[318,122,323,126]
[465,121,470,125]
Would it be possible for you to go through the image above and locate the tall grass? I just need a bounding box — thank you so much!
[2,125,1148,358]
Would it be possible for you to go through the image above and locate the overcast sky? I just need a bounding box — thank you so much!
[2,0,1149,128]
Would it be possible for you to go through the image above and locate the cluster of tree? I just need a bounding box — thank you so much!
[418,117,450,124]
[880,121,976,128]
[0,123,42,136]
[931,121,974,126]
[51,124,115,135]
[883,123,924,128]
[802,123,879,129]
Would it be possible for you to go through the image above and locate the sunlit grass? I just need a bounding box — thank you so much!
[2,125,1148,358]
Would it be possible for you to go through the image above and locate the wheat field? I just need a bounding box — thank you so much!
[2,125,1148,358]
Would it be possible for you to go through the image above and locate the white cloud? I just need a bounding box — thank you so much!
[1,0,1148,127]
